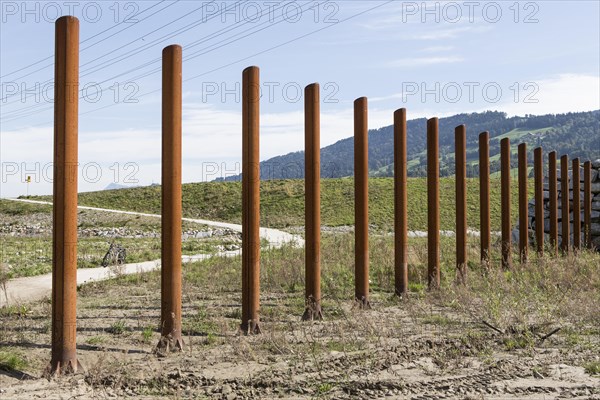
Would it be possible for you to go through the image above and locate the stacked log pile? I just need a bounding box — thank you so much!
[515,159,600,250]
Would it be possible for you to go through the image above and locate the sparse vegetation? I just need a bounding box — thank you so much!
[107,320,128,335]
[585,361,600,376]
[141,327,154,343]
[0,350,28,371]
[1,231,598,398]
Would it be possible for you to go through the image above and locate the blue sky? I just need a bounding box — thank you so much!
[1,0,599,197]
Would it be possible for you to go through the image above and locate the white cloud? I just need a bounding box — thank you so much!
[420,46,454,53]
[386,56,464,68]
[492,73,600,117]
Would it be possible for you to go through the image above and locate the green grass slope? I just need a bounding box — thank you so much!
[29,177,530,231]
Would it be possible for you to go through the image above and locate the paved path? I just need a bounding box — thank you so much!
[0,198,303,307]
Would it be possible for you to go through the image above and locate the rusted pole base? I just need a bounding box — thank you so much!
[302,295,323,321]
[354,296,371,310]
[155,334,184,357]
[456,266,467,286]
[241,320,262,335]
[45,359,83,378]
[395,275,409,300]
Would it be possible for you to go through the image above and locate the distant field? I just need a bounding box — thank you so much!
[0,199,240,278]
[28,177,531,231]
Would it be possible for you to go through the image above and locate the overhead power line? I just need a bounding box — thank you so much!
[0,0,176,80]
[2,1,393,128]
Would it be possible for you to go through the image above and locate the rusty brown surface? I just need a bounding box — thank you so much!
[394,109,408,297]
[479,132,491,267]
[561,155,570,255]
[584,161,592,249]
[572,158,581,251]
[518,143,528,263]
[354,97,370,307]
[534,147,544,255]
[549,151,559,256]
[158,44,184,353]
[427,118,440,288]
[303,83,322,320]
[241,66,261,334]
[49,16,81,376]
[500,138,512,270]
[455,125,467,283]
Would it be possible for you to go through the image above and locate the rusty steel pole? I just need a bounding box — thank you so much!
[584,161,592,249]
[241,66,261,334]
[560,155,570,255]
[479,132,491,267]
[303,83,322,320]
[49,16,81,376]
[455,125,467,284]
[500,138,512,270]
[549,151,559,256]
[572,158,581,251]
[427,118,440,289]
[534,147,544,256]
[354,97,370,307]
[394,108,408,297]
[518,143,528,263]
[157,44,184,353]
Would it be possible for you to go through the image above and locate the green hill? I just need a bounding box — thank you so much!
[29,177,529,232]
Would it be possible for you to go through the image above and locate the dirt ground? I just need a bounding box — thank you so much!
[1,263,599,400]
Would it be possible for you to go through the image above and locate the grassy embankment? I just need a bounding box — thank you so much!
[30,176,531,231]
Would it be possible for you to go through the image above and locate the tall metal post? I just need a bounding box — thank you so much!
[479,132,491,267]
[549,151,558,256]
[394,108,408,296]
[518,143,528,263]
[500,138,512,270]
[560,155,570,255]
[303,83,322,320]
[572,158,581,251]
[427,118,440,288]
[455,125,467,283]
[241,66,261,333]
[534,147,544,255]
[354,97,370,307]
[157,44,184,353]
[584,161,592,249]
[49,15,81,376]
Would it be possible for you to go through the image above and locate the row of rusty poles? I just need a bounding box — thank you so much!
[49,16,597,375]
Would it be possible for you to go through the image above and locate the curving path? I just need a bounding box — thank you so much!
[0,198,303,307]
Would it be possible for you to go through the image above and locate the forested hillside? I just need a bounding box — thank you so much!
[221,110,599,180]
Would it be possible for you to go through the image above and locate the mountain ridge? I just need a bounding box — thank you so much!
[219,110,600,181]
